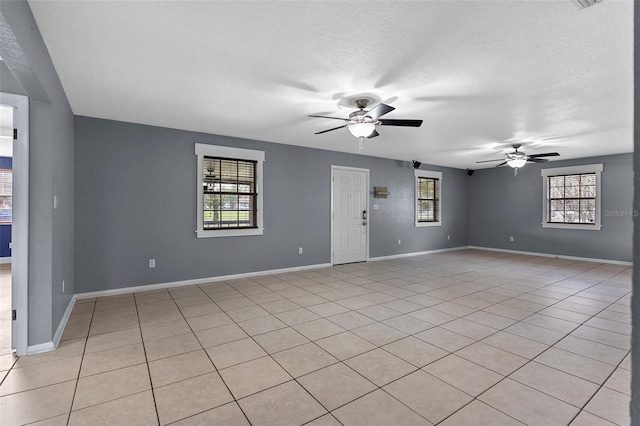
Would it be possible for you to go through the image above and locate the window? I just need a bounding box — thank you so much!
[415,170,442,227]
[195,144,264,238]
[0,169,11,223]
[541,164,603,230]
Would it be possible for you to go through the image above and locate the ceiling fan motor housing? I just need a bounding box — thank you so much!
[507,144,526,162]
[349,109,378,124]
[507,152,527,161]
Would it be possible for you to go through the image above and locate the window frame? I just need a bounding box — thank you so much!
[541,164,603,231]
[414,169,442,227]
[195,144,264,238]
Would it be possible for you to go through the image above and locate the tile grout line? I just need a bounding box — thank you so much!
[171,285,255,426]
[425,260,632,424]
[196,280,346,425]
[219,268,513,425]
[302,261,531,424]
[194,276,417,424]
[444,288,632,426]
[65,297,96,426]
[132,293,162,426]
[562,291,633,425]
[366,259,630,424]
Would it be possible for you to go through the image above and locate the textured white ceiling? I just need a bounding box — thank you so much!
[28,0,633,169]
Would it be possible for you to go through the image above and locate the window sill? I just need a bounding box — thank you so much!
[415,222,441,227]
[542,223,601,231]
[196,228,264,238]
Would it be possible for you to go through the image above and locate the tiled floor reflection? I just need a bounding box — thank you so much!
[0,249,632,425]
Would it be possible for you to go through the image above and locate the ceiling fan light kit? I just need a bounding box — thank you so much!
[348,122,376,138]
[506,156,527,168]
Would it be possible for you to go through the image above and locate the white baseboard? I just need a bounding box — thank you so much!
[53,297,76,347]
[26,297,75,355]
[27,341,55,355]
[468,246,632,266]
[75,262,333,300]
[0,257,11,265]
[369,246,468,262]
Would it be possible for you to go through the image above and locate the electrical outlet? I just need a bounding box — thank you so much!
[298,247,303,254]
[53,195,58,209]
[149,259,156,268]
[398,239,401,245]
[373,204,378,210]
[509,236,514,242]
[447,235,450,240]
[62,280,65,292]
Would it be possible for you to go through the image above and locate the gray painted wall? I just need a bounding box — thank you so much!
[1,1,74,346]
[74,116,469,293]
[469,153,633,263]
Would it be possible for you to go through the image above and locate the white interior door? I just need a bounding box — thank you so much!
[332,167,368,265]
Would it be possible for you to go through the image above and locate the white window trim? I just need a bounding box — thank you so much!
[414,169,442,227]
[195,143,264,238]
[541,164,603,231]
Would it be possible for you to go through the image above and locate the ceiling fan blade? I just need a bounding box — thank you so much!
[379,119,423,127]
[527,158,549,163]
[495,161,508,167]
[308,115,349,121]
[314,124,347,135]
[476,158,504,163]
[367,129,379,139]
[527,152,560,158]
[366,103,395,120]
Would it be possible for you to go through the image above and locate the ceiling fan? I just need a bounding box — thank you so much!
[309,99,423,147]
[476,144,560,169]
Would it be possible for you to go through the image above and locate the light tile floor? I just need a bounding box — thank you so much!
[0,249,632,425]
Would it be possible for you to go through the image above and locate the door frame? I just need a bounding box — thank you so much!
[330,165,369,265]
[1,92,29,356]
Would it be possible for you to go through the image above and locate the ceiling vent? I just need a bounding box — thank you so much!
[574,0,602,9]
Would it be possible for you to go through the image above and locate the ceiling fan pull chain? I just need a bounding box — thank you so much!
[359,136,364,153]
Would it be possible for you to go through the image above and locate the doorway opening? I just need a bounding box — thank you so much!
[0,92,29,356]
[0,104,13,355]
